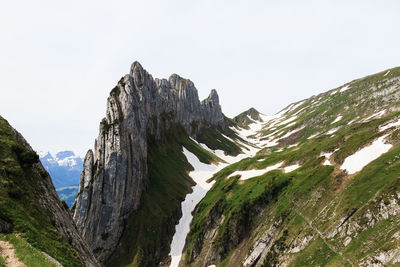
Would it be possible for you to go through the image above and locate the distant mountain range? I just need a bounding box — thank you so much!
[39,150,81,207]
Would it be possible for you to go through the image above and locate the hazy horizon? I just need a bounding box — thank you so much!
[1,0,400,156]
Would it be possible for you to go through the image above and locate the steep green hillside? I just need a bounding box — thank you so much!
[0,116,98,266]
[183,67,400,266]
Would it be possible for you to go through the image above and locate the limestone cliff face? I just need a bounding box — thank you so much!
[73,61,226,262]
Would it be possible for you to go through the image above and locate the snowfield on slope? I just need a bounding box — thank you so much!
[332,115,343,124]
[362,110,386,122]
[229,161,283,180]
[169,148,220,267]
[320,149,339,166]
[169,110,298,266]
[228,161,300,180]
[340,135,392,174]
[380,117,400,132]
[169,129,263,266]
[284,164,300,172]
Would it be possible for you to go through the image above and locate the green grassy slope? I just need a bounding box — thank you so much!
[184,67,400,266]
[0,116,86,266]
[0,233,57,267]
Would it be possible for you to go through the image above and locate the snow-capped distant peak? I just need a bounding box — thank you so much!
[57,156,78,167]
[55,151,76,160]
[39,150,83,169]
[39,150,83,189]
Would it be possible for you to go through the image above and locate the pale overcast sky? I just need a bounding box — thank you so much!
[1,0,400,156]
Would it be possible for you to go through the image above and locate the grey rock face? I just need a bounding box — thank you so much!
[73,61,226,262]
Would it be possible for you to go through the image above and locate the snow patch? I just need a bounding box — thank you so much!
[339,85,350,92]
[320,149,339,166]
[330,90,339,96]
[325,127,341,135]
[284,164,300,173]
[229,161,284,180]
[323,159,331,166]
[276,102,303,116]
[348,118,358,125]
[307,133,320,139]
[331,115,343,124]
[288,101,304,113]
[247,115,258,123]
[379,117,400,132]
[259,137,279,148]
[320,150,336,159]
[362,110,386,122]
[169,148,220,267]
[340,135,392,174]
[279,115,298,126]
[283,121,296,129]
[279,125,304,139]
[293,107,306,116]
[234,122,262,141]
[260,113,284,123]
[384,70,391,77]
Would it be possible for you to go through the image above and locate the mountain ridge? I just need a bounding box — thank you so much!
[181,65,400,266]
[73,61,242,264]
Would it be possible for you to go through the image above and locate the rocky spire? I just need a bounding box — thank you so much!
[201,89,225,125]
[73,61,227,262]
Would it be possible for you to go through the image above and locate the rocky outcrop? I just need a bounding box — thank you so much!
[243,223,279,267]
[73,61,228,262]
[232,107,262,129]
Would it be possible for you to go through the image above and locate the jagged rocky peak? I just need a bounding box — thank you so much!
[201,89,225,125]
[73,61,227,263]
[233,107,262,129]
[245,107,262,120]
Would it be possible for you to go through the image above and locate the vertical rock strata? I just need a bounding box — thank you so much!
[73,61,226,262]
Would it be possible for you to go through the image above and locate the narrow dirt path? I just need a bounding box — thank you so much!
[0,240,26,267]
